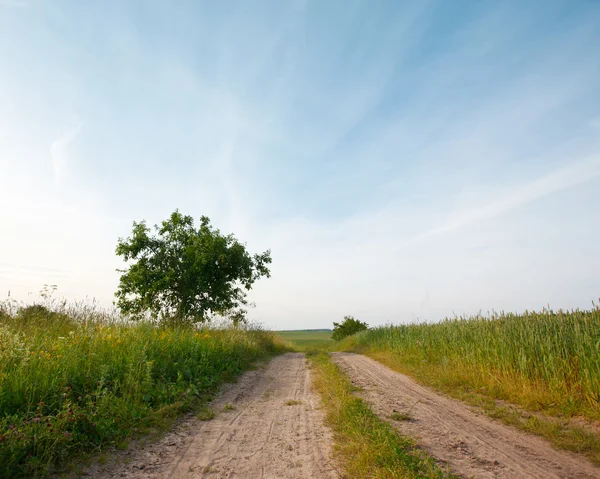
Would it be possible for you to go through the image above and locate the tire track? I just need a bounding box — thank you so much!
[90,353,338,479]
[332,352,600,479]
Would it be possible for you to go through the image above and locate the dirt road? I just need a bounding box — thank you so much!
[332,352,600,479]
[91,353,338,479]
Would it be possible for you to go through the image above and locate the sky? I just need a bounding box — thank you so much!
[1,0,599,330]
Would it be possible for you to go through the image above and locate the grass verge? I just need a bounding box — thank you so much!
[308,352,456,479]
[0,303,285,478]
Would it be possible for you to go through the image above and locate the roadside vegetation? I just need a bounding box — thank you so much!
[336,304,600,461]
[0,302,282,478]
[309,352,456,479]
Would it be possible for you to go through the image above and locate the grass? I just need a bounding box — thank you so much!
[0,301,283,478]
[336,304,600,462]
[196,407,216,421]
[308,352,456,479]
[390,412,412,422]
[275,329,333,350]
[284,400,301,406]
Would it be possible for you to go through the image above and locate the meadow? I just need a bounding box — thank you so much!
[275,329,333,350]
[0,302,282,478]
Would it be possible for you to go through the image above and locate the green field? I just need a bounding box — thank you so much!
[275,329,333,349]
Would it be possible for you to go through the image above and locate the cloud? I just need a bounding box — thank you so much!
[50,122,82,185]
[2,1,600,329]
[418,156,600,240]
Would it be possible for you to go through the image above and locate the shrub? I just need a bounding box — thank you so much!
[332,316,368,341]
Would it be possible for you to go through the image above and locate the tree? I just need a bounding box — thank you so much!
[115,210,271,324]
[332,315,368,341]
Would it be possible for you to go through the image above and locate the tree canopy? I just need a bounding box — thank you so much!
[332,315,368,341]
[115,210,271,324]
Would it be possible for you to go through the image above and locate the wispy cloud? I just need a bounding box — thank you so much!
[50,121,82,185]
[418,156,600,240]
[2,1,600,327]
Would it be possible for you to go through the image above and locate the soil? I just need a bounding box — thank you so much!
[331,352,600,479]
[87,353,338,479]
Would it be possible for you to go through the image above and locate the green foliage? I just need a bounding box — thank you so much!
[115,210,272,324]
[0,304,281,478]
[332,316,368,341]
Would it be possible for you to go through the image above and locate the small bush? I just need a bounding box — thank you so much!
[332,316,368,341]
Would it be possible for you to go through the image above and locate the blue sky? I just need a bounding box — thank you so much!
[1,0,599,329]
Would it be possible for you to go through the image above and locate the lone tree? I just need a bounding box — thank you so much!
[115,210,271,324]
[332,315,368,341]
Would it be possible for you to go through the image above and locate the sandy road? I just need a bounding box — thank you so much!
[91,353,338,479]
[332,352,600,479]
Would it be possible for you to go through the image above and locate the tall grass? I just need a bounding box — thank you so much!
[338,305,600,419]
[0,301,282,478]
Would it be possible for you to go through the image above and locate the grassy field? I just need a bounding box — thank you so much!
[336,305,600,461]
[0,303,283,478]
[275,329,333,350]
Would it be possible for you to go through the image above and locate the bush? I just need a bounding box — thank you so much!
[332,316,368,341]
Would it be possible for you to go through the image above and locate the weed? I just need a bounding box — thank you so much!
[390,411,412,421]
[285,400,301,406]
[196,407,215,421]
